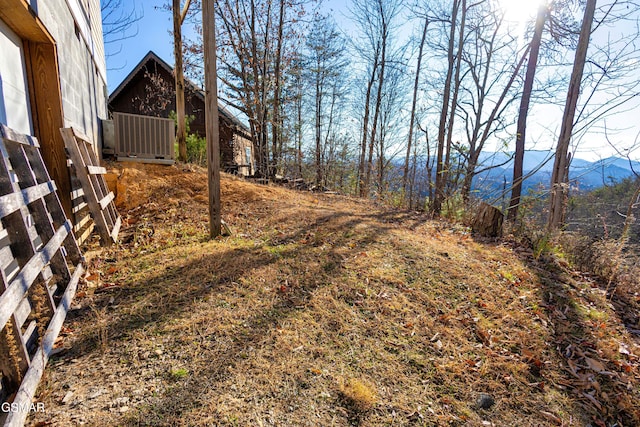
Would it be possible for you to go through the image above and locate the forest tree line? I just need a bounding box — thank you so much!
[104,0,640,231]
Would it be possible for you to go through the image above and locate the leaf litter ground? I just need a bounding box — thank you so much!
[29,163,640,426]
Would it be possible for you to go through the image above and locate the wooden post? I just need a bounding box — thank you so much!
[203,0,221,238]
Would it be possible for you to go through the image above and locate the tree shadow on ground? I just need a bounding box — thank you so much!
[606,281,640,341]
[59,207,403,426]
[508,243,640,426]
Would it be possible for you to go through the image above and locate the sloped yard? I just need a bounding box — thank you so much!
[29,163,639,426]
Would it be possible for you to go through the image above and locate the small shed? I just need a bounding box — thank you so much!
[108,51,255,174]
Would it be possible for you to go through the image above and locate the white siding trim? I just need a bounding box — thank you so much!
[0,19,33,135]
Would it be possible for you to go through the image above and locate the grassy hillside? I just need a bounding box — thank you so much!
[29,163,639,426]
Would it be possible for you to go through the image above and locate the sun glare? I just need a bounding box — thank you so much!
[497,0,546,25]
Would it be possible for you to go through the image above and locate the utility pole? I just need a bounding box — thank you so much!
[203,0,221,237]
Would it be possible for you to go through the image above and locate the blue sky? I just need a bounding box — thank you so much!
[105,0,348,93]
[106,1,175,92]
[104,1,640,162]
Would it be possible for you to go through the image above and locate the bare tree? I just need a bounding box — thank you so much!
[456,1,531,204]
[428,0,465,215]
[548,0,597,230]
[286,52,305,178]
[418,120,436,205]
[376,59,409,196]
[567,2,640,160]
[350,0,404,197]
[304,15,348,186]
[364,1,389,198]
[507,4,548,221]
[214,0,269,176]
[102,0,143,64]
[212,0,308,177]
[271,0,286,172]
[442,0,467,201]
[356,49,379,196]
[173,0,193,162]
[402,13,429,205]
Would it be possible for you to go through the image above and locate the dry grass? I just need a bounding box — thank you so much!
[338,377,377,417]
[28,162,640,426]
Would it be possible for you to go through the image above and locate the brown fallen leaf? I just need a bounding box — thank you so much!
[85,272,100,282]
[539,410,562,425]
[585,357,607,373]
[593,419,607,427]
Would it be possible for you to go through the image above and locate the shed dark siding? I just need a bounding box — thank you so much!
[108,53,251,170]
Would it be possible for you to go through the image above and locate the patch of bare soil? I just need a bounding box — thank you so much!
[28,162,639,426]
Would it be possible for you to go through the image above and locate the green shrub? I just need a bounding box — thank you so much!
[186,133,207,166]
[169,111,206,165]
[442,194,467,222]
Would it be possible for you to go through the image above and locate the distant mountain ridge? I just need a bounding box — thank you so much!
[472,150,640,197]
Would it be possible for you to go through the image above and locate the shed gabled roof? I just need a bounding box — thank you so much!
[108,50,249,134]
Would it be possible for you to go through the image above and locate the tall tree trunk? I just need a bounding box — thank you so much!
[248,1,263,175]
[409,136,418,209]
[315,57,323,185]
[548,0,597,230]
[358,50,379,197]
[272,0,285,171]
[364,2,388,197]
[173,0,187,162]
[296,75,303,177]
[507,4,547,221]
[323,85,338,187]
[260,0,272,177]
[443,0,466,198]
[403,15,429,205]
[203,0,221,237]
[365,57,385,197]
[246,0,271,177]
[378,117,385,194]
[426,130,434,203]
[433,0,460,215]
